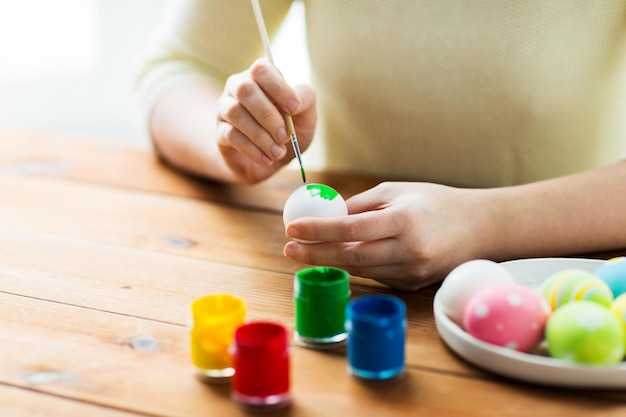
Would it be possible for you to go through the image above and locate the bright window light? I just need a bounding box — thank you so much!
[0,0,98,79]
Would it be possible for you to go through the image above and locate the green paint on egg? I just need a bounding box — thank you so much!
[307,184,339,201]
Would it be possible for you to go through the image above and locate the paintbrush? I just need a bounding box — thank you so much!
[250,0,306,183]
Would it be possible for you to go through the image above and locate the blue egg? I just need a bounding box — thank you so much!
[595,257,626,298]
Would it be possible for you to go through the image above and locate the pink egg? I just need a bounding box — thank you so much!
[438,259,514,326]
[462,284,551,352]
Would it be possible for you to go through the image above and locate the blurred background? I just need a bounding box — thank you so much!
[0,0,308,148]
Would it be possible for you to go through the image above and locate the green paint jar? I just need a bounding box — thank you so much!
[294,267,350,349]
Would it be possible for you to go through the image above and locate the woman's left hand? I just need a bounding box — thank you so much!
[283,181,493,291]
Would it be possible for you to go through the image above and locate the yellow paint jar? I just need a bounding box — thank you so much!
[190,294,246,382]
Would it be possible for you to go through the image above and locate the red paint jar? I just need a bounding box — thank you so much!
[232,321,290,409]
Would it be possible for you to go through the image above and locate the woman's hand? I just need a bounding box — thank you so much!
[216,58,317,184]
[283,182,494,291]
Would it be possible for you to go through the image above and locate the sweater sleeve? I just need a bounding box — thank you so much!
[133,0,294,146]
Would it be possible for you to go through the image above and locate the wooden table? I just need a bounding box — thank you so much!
[1,130,624,416]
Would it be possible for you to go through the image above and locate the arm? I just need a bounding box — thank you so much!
[284,162,626,290]
[485,161,626,260]
[148,65,316,184]
[149,80,228,180]
[136,0,311,183]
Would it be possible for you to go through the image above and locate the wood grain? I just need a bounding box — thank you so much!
[0,129,381,213]
[1,292,623,417]
[0,384,141,417]
[0,173,297,273]
[0,228,469,377]
[2,131,625,416]
[0,172,412,292]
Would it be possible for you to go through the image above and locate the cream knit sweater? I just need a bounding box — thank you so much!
[136,0,626,187]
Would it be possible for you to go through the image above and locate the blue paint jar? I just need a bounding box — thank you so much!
[346,295,406,380]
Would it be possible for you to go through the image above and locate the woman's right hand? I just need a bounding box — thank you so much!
[216,58,317,184]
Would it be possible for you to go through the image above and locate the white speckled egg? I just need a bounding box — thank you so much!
[463,284,551,352]
[438,259,514,325]
[283,183,348,243]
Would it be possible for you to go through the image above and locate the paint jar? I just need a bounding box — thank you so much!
[190,294,246,382]
[346,295,406,380]
[294,266,350,349]
[232,321,291,410]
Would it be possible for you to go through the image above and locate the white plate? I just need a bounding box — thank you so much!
[433,258,626,388]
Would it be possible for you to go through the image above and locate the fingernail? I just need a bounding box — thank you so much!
[287,99,300,113]
[277,127,288,143]
[283,243,295,258]
[285,225,299,238]
[271,144,286,159]
[261,154,273,166]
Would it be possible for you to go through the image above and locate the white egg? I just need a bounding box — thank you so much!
[283,183,348,243]
[437,259,514,326]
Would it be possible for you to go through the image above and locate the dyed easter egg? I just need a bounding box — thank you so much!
[539,269,613,310]
[462,284,550,352]
[283,183,348,243]
[595,257,626,298]
[610,293,626,356]
[546,301,624,365]
[438,259,514,325]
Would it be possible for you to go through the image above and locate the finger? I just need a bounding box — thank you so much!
[224,70,290,147]
[248,59,300,146]
[291,84,317,138]
[285,210,404,243]
[283,239,403,269]
[352,265,440,292]
[216,121,273,167]
[345,184,391,214]
[250,58,301,115]
[283,240,440,291]
[293,84,315,114]
[217,95,287,162]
